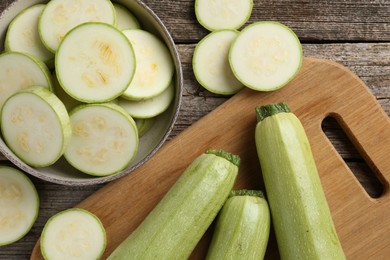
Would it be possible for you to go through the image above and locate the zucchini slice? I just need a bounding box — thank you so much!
[0,166,39,246]
[255,103,345,259]
[5,4,54,65]
[55,22,135,103]
[195,0,253,31]
[1,86,71,167]
[206,190,270,260]
[118,83,175,119]
[0,52,52,109]
[40,208,106,260]
[229,22,302,91]
[38,0,116,53]
[134,118,155,137]
[64,103,138,176]
[108,149,240,260]
[193,30,244,95]
[113,3,141,30]
[51,72,82,112]
[122,29,174,100]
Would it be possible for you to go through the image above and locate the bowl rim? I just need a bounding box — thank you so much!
[0,0,183,186]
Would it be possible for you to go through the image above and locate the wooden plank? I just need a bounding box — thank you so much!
[28,58,390,259]
[1,1,389,42]
[141,0,390,42]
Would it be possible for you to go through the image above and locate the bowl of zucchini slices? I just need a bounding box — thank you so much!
[0,0,183,185]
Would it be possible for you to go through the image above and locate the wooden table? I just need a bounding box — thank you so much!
[1,0,389,259]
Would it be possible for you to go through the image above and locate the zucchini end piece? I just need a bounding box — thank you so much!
[205,149,240,167]
[256,102,291,123]
[230,189,265,199]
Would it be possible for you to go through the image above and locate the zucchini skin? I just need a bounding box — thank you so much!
[206,190,271,260]
[108,149,240,260]
[255,103,345,260]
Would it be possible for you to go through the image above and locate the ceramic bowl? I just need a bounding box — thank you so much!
[0,0,183,186]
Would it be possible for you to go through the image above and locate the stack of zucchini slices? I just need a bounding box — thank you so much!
[193,0,302,95]
[0,0,175,177]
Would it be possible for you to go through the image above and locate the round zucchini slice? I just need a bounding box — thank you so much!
[122,29,174,100]
[55,22,135,103]
[229,21,302,91]
[38,0,116,53]
[193,30,244,95]
[5,4,54,65]
[64,103,138,176]
[113,3,140,30]
[195,0,253,31]
[0,52,52,109]
[0,86,71,167]
[119,83,175,119]
[0,166,39,246]
[40,208,106,260]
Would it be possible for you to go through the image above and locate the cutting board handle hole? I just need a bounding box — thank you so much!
[322,116,384,198]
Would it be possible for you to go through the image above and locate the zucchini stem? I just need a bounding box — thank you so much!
[229,189,265,199]
[256,102,291,123]
[205,149,240,167]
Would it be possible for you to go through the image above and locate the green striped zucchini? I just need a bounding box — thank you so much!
[108,149,240,260]
[255,102,345,260]
[206,189,270,260]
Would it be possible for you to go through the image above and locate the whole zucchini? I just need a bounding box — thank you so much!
[108,149,240,260]
[206,190,271,260]
[255,103,345,260]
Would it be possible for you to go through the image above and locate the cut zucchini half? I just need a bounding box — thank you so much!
[0,166,39,246]
[122,29,174,100]
[119,83,175,119]
[229,21,302,91]
[0,52,52,109]
[135,118,155,137]
[40,208,106,260]
[56,22,136,103]
[38,0,116,53]
[0,86,71,167]
[64,103,138,176]
[193,30,244,95]
[114,3,141,30]
[195,0,253,31]
[4,4,54,65]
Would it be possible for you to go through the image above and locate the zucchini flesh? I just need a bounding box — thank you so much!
[40,208,106,260]
[206,190,270,260]
[38,0,116,53]
[0,166,39,246]
[229,22,302,91]
[55,22,136,103]
[121,29,174,100]
[255,103,345,259]
[192,29,244,95]
[113,3,140,30]
[5,4,54,65]
[64,103,138,176]
[0,52,52,109]
[195,0,253,31]
[107,149,240,260]
[118,82,175,119]
[0,86,71,167]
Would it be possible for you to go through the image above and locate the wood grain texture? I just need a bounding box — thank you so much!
[28,58,390,259]
[0,0,389,259]
[140,0,390,43]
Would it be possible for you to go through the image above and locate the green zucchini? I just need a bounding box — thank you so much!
[255,102,345,259]
[206,190,270,260]
[107,149,240,260]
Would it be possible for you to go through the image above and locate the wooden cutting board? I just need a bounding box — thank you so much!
[31,58,390,259]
